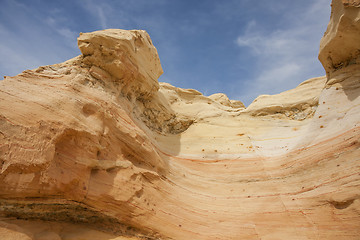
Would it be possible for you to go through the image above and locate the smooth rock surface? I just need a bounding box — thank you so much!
[0,1,359,239]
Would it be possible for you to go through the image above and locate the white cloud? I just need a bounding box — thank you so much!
[235,0,331,106]
[57,28,78,42]
[0,1,79,77]
[0,43,43,76]
[82,0,110,29]
[96,6,107,29]
[256,63,301,85]
[43,17,78,50]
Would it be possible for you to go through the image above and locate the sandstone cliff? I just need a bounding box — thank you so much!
[0,0,359,239]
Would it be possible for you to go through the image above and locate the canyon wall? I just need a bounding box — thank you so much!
[0,0,359,239]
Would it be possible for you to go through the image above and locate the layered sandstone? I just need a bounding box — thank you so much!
[0,0,360,239]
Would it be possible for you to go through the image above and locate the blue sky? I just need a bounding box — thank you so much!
[0,0,331,106]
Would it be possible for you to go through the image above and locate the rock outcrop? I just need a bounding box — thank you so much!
[0,1,359,239]
[319,0,360,76]
[78,30,162,99]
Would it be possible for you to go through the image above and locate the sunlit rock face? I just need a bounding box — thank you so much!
[0,1,359,239]
[319,0,360,76]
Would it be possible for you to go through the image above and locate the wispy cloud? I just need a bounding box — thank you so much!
[0,0,80,77]
[97,7,107,29]
[44,17,78,50]
[82,0,111,29]
[57,28,78,43]
[0,40,43,77]
[235,0,330,105]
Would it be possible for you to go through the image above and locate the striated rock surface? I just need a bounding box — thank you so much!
[0,1,360,239]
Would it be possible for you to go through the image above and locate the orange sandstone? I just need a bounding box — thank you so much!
[0,1,359,239]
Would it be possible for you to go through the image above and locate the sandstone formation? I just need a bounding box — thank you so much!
[0,0,359,239]
[319,0,360,76]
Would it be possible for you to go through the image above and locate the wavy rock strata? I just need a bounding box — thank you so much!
[0,0,360,239]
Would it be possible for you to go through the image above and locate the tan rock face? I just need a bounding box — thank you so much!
[0,2,360,239]
[78,29,163,99]
[319,0,360,76]
[342,0,360,7]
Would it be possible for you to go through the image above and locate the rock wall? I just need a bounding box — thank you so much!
[0,1,359,239]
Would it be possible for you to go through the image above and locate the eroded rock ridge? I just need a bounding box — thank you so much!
[0,0,359,239]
